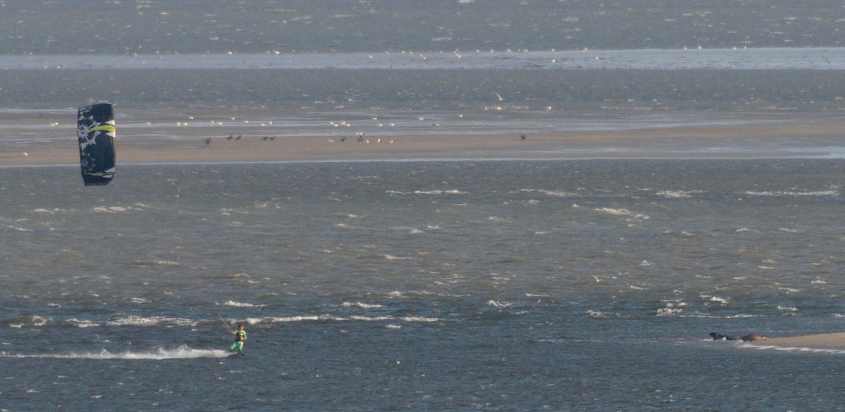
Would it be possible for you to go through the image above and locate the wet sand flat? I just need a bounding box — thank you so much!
[3,116,845,165]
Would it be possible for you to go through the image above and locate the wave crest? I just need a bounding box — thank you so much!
[223,300,266,308]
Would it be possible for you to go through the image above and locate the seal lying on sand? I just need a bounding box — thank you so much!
[709,332,768,342]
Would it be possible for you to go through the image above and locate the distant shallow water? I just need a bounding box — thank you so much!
[3,48,845,70]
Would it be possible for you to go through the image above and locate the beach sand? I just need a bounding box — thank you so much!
[760,333,845,350]
[3,116,845,166]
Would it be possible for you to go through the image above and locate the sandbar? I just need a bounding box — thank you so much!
[3,115,845,166]
[760,333,845,350]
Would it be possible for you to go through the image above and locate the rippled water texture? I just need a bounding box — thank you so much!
[2,160,844,410]
[2,0,845,53]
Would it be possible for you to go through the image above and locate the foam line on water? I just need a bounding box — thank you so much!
[740,344,845,355]
[0,345,232,360]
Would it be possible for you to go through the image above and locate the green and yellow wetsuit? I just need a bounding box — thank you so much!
[229,329,247,354]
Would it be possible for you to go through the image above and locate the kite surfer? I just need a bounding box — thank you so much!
[229,323,247,355]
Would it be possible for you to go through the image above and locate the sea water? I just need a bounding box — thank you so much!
[3,1,845,408]
[1,160,844,410]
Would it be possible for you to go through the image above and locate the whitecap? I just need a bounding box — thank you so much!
[243,315,326,324]
[656,190,700,199]
[399,316,439,323]
[487,300,512,308]
[67,318,100,328]
[131,259,180,267]
[21,315,49,327]
[586,310,609,319]
[32,208,71,215]
[743,190,839,197]
[93,206,143,214]
[592,208,649,220]
[517,189,578,198]
[349,315,393,321]
[680,312,756,319]
[656,307,683,317]
[4,225,32,232]
[342,302,384,309]
[152,260,180,266]
[105,316,196,327]
[716,314,754,319]
[391,226,423,234]
[412,190,467,195]
[740,344,845,355]
[384,254,412,261]
[778,305,799,313]
[223,300,266,308]
[703,295,729,305]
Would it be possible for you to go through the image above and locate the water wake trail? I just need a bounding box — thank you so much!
[0,345,232,360]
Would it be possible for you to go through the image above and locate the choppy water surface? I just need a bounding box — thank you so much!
[2,160,844,410]
[2,0,845,54]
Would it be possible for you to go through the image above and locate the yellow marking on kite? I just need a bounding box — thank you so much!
[91,124,116,134]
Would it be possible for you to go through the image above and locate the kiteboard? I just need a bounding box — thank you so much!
[77,102,116,186]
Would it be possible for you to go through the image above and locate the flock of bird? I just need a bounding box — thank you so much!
[203,134,276,145]
[202,133,527,146]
